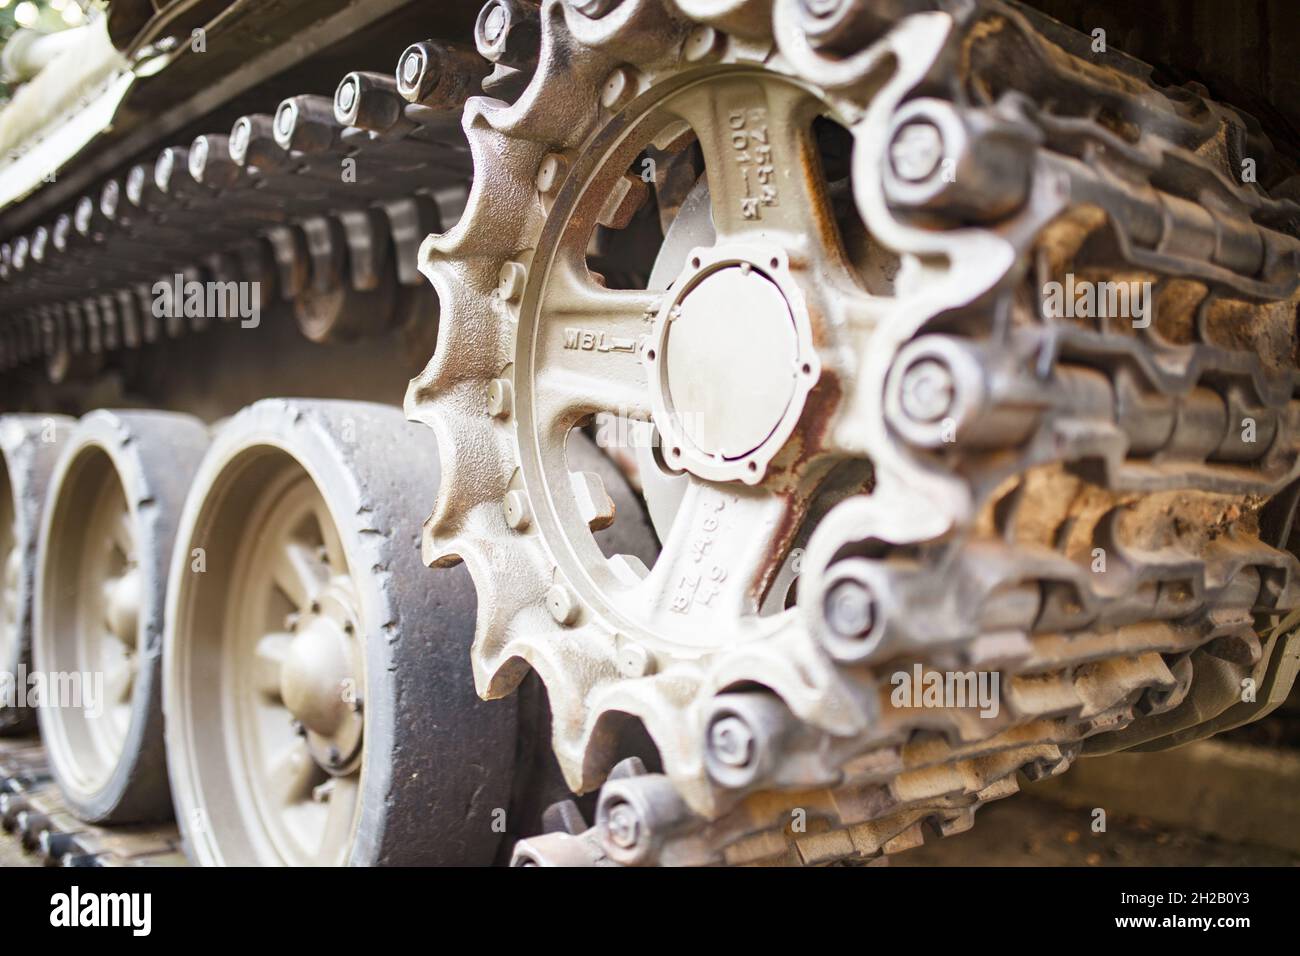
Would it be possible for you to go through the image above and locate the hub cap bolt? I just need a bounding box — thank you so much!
[402,53,420,84]
[535,154,568,195]
[600,67,637,111]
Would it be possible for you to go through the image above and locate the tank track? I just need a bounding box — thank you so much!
[0,38,493,372]
[0,0,1299,868]
[0,738,185,866]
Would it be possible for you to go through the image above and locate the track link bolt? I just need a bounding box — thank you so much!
[824,577,876,641]
[604,799,642,850]
[708,715,756,769]
[569,0,622,16]
[898,357,956,424]
[683,25,724,62]
[890,120,944,183]
[617,641,653,677]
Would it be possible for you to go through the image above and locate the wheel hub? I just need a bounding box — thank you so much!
[280,618,352,736]
[647,246,820,485]
[103,566,140,646]
[282,586,363,775]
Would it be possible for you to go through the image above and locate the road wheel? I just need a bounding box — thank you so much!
[164,398,516,865]
[0,414,73,735]
[34,410,209,822]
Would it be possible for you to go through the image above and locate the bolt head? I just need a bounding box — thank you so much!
[708,715,756,769]
[74,197,93,233]
[899,358,955,424]
[498,261,526,302]
[547,583,579,626]
[336,78,357,114]
[155,149,175,189]
[401,49,422,85]
[503,489,531,530]
[535,154,568,195]
[276,102,296,138]
[230,120,249,158]
[605,801,642,849]
[824,578,875,640]
[487,378,513,418]
[571,0,619,17]
[802,0,849,14]
[188,139,210,179]
[600,67,637,111]
[617,641,653,677]
[683,25,723,62]
[890,120,944,183]
[483,3,507,43]
[126,166,145,203]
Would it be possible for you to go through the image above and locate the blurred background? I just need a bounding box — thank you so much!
[1,0,101,106]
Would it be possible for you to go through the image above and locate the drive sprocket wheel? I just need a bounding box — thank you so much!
[415,0,1300,867]
[407,0,922,817]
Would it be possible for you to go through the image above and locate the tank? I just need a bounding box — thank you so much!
[0,0,1298,867]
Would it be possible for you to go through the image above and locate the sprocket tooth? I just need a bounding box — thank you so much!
[560,0,693,69]
[406,388,513,551]
[459,540,557,699]
[410,278,510,406]
[420,102,550,263]
[487,622,624,786]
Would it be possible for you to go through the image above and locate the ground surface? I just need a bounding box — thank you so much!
[893,793,1299,867]
[3,792,1296,867]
